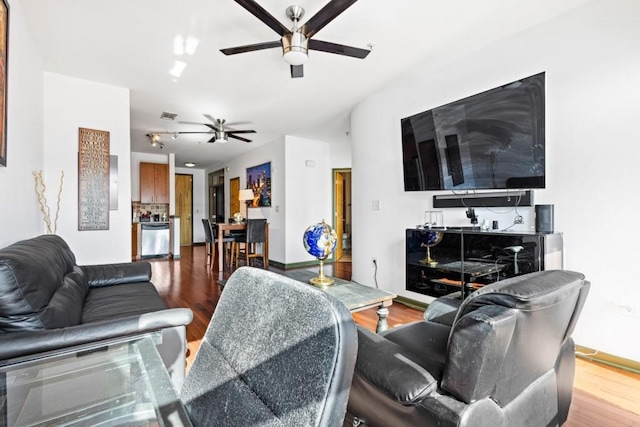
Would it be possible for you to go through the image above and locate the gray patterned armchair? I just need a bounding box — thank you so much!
[181,267,358,426]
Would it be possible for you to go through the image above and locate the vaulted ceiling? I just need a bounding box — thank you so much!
[21,0,590,169]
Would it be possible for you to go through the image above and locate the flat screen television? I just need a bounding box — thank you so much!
[401,72,545,191]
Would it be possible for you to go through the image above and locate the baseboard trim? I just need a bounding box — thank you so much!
[575,345,640,374]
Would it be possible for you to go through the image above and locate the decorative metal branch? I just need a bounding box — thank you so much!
[33,170,64,234]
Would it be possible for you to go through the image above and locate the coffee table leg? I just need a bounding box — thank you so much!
[376,306,390,333]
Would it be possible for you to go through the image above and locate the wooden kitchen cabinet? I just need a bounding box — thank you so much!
[140,162,169,203]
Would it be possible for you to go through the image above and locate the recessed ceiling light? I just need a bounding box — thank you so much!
[184,162,196,168]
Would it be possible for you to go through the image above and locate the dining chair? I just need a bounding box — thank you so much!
[232,218,267,269]
[201,218,234,270]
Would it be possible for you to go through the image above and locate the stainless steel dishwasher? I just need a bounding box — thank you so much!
[141,223,170,258]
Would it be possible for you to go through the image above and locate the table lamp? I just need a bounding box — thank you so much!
[237,189,255,221]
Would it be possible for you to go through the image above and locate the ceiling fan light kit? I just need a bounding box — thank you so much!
[282,32,308,65]
[221,0,370,78]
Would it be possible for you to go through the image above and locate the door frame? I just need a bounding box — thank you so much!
[176,173,193,245]
[332,168,352,261]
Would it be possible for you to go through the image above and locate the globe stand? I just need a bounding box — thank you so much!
[309,259,335,287]
[418,230,443,267]
[420,247,439,266]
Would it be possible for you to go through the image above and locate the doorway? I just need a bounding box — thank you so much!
[175,174,193,245]
[208,169,225,223]
[333,169,352,262]
[229,177,240,220]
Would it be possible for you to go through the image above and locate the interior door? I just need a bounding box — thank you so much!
[176,174,193,245]
[230,177,240,220]
[334,171,345,261]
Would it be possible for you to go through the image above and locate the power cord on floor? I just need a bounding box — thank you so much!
[373,259,379,289]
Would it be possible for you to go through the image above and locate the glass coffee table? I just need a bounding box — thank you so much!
[278,269,397,333]
[0,336,192,426]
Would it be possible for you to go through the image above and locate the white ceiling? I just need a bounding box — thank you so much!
[20,0,590,169]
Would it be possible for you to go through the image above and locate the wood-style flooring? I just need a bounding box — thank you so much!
[150,245,640,426]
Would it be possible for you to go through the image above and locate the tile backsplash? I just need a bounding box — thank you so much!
[132,201,169,221]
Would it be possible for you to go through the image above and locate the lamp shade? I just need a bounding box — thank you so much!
[239,189,254,201]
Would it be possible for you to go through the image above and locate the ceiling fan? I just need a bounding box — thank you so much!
[221,0,370,78]
[179,115,256,143]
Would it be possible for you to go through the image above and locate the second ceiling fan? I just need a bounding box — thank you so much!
[179,115,256,143]
[221,0,370,78]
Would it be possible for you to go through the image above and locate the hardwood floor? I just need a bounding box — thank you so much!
[150,245,640,426]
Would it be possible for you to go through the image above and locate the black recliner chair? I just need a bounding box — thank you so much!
[347,270,590,427]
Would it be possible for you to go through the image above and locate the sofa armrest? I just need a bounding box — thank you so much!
[81,262,152,287]
[355,326,438,405]
[0,308,193,361]
[423,292,462,326]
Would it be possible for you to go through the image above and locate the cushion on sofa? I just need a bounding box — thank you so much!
[0,235,85,332]
[81,282,168,324]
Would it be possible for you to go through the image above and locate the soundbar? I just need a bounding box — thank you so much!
[433,190,533,208]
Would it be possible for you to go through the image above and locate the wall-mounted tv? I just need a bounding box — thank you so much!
[401,72,545,191]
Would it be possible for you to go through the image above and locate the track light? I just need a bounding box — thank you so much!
[146,133,165,149]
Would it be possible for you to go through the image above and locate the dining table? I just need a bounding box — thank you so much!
[216,222,269,272]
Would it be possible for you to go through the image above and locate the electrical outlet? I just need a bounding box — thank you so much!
[621,304,640,318]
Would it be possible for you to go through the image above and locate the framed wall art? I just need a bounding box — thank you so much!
[78,128,110,230]
[0,0,9,167]
[246,161,271,208]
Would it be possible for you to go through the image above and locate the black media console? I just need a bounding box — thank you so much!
[406,227,563,298]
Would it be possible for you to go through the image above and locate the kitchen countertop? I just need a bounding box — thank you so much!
[133,221,171,224]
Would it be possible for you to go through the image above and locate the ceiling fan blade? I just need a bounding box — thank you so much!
[303,0,359,39]
[229,134,252,143]
[234,0,291,37]
[177,131,213,134]
[291,64,304,78]
[220,40,281,55]
[178,120,210,126]
[208,135,217,143]
[203,114,217,123]
[309,39,370,59]
[228,129,256,134]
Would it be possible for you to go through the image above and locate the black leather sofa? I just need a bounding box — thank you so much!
[347,270,590,427]
[0,234,193,388]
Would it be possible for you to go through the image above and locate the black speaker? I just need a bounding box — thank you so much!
[535,204,554,233]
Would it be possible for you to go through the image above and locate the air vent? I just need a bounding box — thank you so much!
[160,111,178,120]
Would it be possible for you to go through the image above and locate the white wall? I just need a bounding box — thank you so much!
[43,73,132,265]
[284,136,333,264]
[350,0,640,361]
[0,0,45,247]
[211,134,335,265]
[214,137,286,262]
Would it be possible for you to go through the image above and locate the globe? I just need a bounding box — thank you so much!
[303,220,338,287]
[420,230,443,247]
[303,220,337,260]
[419,230,443,266]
